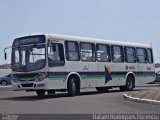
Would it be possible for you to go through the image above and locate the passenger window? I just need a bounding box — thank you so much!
[147,48,153,63]
[112,46,124,62]
[136,48,147,63]
[125,47,136,63]
[48,42,65,67]
[80,43,95,61]
[96,44,110,62]
[65,41,79,61]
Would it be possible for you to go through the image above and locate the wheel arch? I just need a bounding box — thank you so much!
[126,72,136,86]
[66,72,81,89]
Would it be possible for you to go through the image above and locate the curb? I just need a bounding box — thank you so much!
[123,93,160,105]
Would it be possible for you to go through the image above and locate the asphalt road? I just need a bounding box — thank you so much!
[0,85,160,114]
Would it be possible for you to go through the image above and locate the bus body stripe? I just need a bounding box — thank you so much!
[47,71,155,80]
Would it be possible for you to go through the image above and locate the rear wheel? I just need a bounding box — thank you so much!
[36,90,45,97]
[68,77,80,96]
[1,81,8,86]
[119,76,135,91]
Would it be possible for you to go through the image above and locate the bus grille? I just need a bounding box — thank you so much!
[21,83,34,87]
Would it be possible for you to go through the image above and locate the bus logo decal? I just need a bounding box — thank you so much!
[105,65,112,84]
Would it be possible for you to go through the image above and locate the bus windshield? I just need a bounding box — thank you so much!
[11,35,46,72]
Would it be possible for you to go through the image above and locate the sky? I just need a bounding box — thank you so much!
[0,0,160,64]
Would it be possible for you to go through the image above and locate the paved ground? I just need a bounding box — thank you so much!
[125,91,160,101]
[0,84,160,114]
[124,83,160,104]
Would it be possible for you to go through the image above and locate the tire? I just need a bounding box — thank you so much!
[119,76,134,91]
[126,76,134,91]
[68,77,80,97]
[1,81,8,86]
[36,90,45,97]
[96,87,108,93]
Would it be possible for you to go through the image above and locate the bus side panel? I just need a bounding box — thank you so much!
[97,62,127,87]
[48,66,66,90]
[65,61,97,88]
[135,63,155,86]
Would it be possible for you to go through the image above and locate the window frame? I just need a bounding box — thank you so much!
[124,46,136,63]
[136,47,147,63]
[48,42,65,67]
[80,42,96,62]
[147,48,153,64]
[65,41,80,61]
[96,44,111,62]
[111,45,124,63]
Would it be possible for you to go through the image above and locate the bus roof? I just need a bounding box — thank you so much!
[48,34,152,48]
[16,33,152,48]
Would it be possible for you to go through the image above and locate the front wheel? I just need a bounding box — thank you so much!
[36,90,45,97]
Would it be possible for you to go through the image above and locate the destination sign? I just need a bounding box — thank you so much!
[13,35,45,46]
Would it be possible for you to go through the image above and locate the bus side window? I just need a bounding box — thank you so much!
[147,48,153,63]
[96,44,111,62]
[48,42,65,67]
[111,45,124,63]
[65,41,80,61]
[125,47,136,63]
[80,42,95,62]
[136,48,147,63]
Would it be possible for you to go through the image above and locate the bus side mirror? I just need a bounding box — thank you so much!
[4,48,7,60]
[4,47,11,60]
[4,52,7,60]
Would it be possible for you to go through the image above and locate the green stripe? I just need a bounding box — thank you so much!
[18,73,154,81]
[47,73,154,80]
[135,74,154,77]
[82,75,99,79]
[47,76,66,79]
[112,74,125,78]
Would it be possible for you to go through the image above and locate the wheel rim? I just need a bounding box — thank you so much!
[72,82,76,94]
[127,77,133,89]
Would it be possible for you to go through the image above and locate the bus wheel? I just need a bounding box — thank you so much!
[36,90,45,97]
[119,76,134,91]
[126,76,134,91]
[96,87,108,93]
[68,77,80,97]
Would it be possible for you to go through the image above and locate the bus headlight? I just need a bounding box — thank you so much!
[35,73,47,82]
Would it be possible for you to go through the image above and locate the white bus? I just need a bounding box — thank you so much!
[5,34,155,97]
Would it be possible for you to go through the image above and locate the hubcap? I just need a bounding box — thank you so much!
[127,78,133,89]
[72,82,76,93]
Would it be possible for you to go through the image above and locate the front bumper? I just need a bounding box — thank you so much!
[12,80,48,91]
